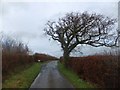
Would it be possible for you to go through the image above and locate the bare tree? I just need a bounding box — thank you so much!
[44,12,119,66]
[1,33,29,54]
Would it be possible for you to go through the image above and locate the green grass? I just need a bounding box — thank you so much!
[2,62,43,88]
[58,61,96,88]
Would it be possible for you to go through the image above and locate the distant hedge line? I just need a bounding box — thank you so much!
[34,53,58,62]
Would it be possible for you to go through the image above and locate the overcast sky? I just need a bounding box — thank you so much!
[0,0,119,57]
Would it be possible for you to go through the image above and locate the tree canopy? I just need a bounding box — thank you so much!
[44,12,119,63]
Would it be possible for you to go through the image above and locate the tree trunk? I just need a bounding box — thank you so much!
[63,51,70,68]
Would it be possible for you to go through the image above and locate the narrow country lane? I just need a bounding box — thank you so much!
[29,61,74,88]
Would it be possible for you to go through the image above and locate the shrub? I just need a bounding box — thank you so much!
[2,52,34,81]
[60,55,119,88]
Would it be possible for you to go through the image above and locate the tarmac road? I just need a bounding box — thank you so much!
[29,61,74,89]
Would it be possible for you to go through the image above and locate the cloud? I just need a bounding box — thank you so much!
[1,2,118,57]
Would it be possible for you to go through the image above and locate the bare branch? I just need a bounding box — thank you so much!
[44,12,118,60]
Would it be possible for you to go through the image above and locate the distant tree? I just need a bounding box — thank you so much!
[44,12,119,66]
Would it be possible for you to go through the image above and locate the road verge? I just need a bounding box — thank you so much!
[2,62,43,88]
[58,61,96,88]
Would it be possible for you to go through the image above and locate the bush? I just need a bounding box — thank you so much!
[1,33,34,81]
[2,52,34,81]
[60,55,119,88]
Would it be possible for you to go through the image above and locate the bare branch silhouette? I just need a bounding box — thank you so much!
[44,12,119,66]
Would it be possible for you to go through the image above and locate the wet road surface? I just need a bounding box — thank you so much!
[29,61,74,88]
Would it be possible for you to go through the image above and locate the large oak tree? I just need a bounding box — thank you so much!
[44,12,119,65]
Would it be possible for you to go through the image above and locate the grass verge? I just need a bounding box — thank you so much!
[58,61,96,88]
[2,62,43,88]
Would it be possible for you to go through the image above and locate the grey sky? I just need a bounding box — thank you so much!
[0,0,118,57]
